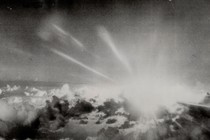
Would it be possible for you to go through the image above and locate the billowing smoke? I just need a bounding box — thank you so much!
[0,83,209,140]
[0,84,97,139]
[0,100,39,138]
[0,100,17,123]
[120,75,205,116]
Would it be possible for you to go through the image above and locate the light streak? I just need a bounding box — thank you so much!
[50,48,114,82]
[98,26,132,74]
[52,24,85,50]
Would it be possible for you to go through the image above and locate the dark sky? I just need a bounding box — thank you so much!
[0,0,210,88]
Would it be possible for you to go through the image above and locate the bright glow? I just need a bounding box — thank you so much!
[120,75,205,116]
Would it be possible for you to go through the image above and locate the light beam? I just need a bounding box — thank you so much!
[52,24,85,50]
[50,48,115,82]
[98,26,132,74]
[52,24,100,59]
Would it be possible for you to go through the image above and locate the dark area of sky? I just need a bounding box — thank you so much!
[0,0,210,88]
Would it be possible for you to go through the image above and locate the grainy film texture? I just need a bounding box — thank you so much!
[0,0,210,140]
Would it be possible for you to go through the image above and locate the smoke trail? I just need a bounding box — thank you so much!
[69,35,84,50]
[98,26,132,74]
[52,24,85,50]
[52,24,68,36]
[50,48,115,82]
[52,24,101,59]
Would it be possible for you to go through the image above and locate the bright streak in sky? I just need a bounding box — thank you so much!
[52,24,68,35]
[52,24,85,50]
[50,48,115,82]
[98,26,132,74]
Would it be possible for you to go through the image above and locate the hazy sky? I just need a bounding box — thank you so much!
[0,0,210,88]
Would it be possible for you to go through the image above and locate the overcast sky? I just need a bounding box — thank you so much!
[0,0,210,88]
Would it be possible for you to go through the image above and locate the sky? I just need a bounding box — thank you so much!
[0,0,210,89]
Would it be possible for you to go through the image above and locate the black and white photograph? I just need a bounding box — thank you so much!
[0,0,210,139]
